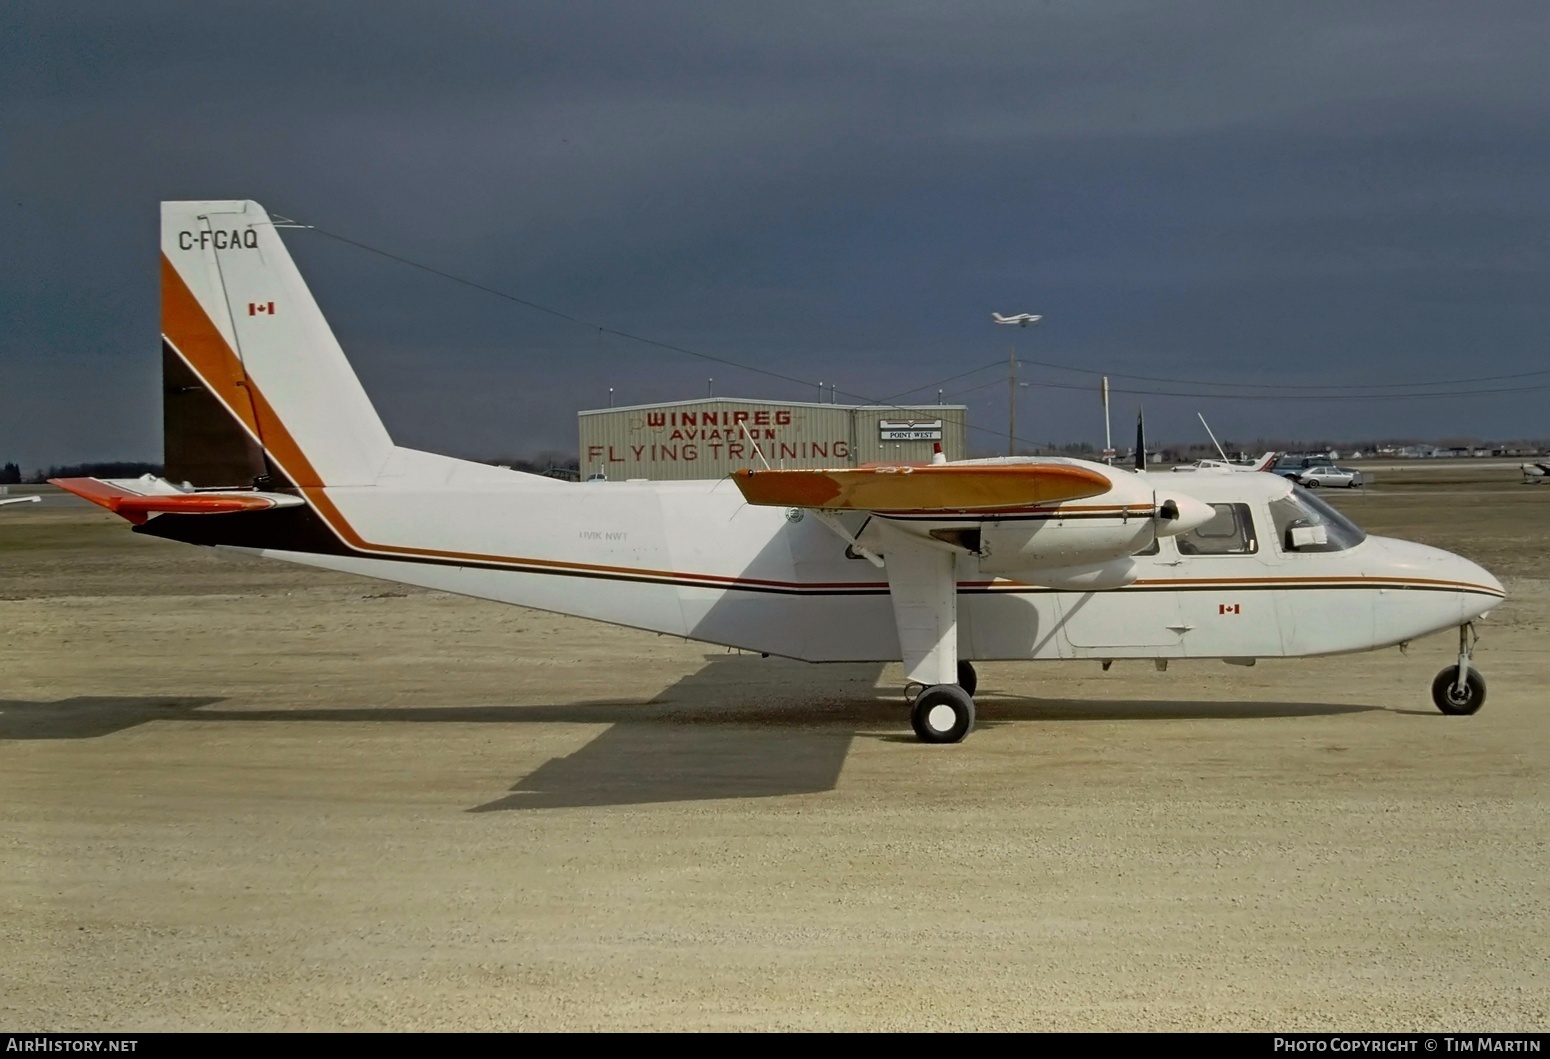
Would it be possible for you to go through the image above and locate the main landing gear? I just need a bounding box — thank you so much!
[911,683,975,743]
[907,661,979,744]
[1432,623,1486,716]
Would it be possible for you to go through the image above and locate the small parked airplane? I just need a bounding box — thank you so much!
[1173,414,1276,472]
[53,201,1505,742]
[0,495,40,508]
[1172,452,1278,473]
[1522,461,1550,484]
[991,313,1042,326]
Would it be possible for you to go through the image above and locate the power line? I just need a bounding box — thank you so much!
[874,358,1004,404]
[1015,355,1550,392]
[295,221,1025,445]
[290,219,1544,450]
[1022,375,1550,401]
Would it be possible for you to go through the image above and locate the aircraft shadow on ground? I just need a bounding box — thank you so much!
[0,696,227,740]
[470,656,882,812]
[3,657,1381,810]
[471,658,1380,811]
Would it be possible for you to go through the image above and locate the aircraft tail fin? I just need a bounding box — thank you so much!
[160,201,393,489]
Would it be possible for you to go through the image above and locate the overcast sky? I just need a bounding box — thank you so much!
[5,2,1549,468]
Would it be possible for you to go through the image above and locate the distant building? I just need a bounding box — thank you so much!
[578,398,967,481]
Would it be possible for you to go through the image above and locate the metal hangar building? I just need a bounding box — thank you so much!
[578,398,968,481]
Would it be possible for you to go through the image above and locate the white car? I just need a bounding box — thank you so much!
[1297,465,1364,489]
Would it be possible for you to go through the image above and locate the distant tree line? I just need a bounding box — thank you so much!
[6,462,164,484]
[479,451,582,480]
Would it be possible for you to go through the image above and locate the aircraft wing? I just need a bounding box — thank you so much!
[51,476,304,525]
[0,495,40,508]
[729,463,1111,512]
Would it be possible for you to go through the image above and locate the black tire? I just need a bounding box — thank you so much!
[910,684,975,743]
[1431,666,1486,715]
[1304,478,1319,488]
[956,660,978,697]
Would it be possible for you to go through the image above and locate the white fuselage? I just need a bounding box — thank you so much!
[237,456,1502,664]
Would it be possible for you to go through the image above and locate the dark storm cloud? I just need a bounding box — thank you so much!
[4,2,1548,466]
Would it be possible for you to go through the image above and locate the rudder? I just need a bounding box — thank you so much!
[160,200,393,488]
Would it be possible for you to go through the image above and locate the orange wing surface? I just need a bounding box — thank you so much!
[730,463,1112,512]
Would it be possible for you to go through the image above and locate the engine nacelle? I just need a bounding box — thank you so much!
[996,557,1140,591]
[976,515,1154,575]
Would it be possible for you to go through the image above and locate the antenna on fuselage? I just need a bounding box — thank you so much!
[739,421,772,470]
[1198,412,1229,462]
[1134,405,1147,472]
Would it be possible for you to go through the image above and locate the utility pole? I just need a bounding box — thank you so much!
[1008,346,1017,457]
[992,311,1041,457]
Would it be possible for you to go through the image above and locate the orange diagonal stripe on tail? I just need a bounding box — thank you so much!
[160,253,326,489]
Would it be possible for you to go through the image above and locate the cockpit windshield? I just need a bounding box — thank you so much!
[1268,486,1367,553]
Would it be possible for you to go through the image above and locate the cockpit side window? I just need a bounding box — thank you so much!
[1269,487,1367,553]
[1175,502,1258,556]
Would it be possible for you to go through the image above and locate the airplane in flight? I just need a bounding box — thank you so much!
[991,313,1042,327]
[54,201,1504,742]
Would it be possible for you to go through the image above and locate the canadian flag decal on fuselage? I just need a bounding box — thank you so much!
[248,302,275,316]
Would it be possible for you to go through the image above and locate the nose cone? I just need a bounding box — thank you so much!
[1454,554,1505,618]
[1370,536,1506,620]
[1154,491,1215,537]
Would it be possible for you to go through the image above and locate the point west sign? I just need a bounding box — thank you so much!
[879,419,944,441]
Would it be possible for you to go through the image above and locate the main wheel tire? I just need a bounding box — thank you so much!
[910,684,975,743]
[1431,666,1486,715]
[956,660,978,697]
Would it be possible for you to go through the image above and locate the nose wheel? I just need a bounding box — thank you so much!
[1432,624,1486,715]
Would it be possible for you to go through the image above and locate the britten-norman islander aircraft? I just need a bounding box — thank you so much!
[54,201,1505,742]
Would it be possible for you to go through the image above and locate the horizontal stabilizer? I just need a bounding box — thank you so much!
[730,463,1111,512]
[51,476,304,526]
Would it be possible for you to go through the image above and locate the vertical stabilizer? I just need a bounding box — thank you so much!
[160,201,393,488]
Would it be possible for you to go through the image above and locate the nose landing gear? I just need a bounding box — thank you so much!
[1432,624,1486,715]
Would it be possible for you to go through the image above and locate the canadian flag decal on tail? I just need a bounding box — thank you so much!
[248,301,275,316]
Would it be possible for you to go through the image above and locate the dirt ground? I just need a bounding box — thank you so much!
[2,466,1547,1031]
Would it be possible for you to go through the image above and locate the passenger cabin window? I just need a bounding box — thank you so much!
[1269,487,1367,554]
[1175,502,1258,556]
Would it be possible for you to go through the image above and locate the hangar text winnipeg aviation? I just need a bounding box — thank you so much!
[54,201,1505,742]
